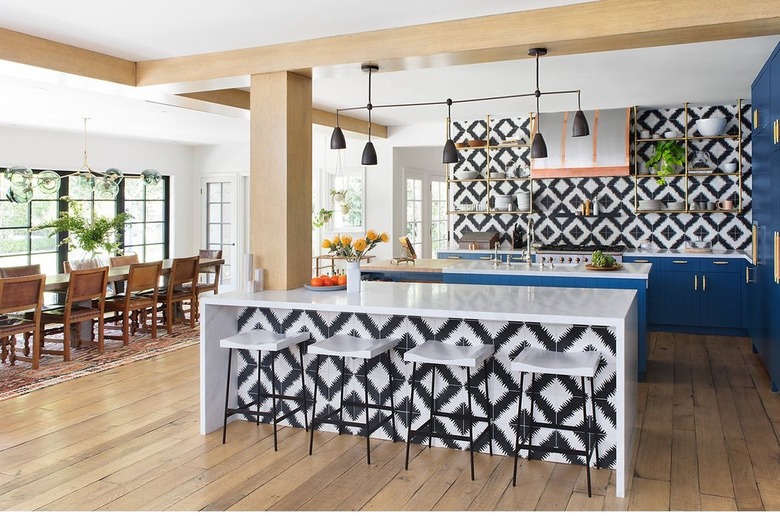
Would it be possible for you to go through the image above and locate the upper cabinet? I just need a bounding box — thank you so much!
[530,108,631,178]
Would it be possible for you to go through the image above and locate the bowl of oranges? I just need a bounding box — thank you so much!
[305,272,348,291]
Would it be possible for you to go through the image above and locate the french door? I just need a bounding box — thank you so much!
[200,173,247,292]
[403,168,447,259]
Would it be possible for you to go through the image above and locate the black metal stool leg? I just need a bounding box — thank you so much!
[256,350,262,426]
[338,356,346,435]
[529,372,536,457]
[270,350,279,451]
[590,376,600,467]
[309,354,321,456]
[466,366,475,481]
[428,364,435,448]
[485,358,493,456]
[299,343,309,432]
[222,347,233,444]
[512,371,525,486]
[363,358,372,464]
[386,350,397,442]
[581,375,591,497]
[405,362,417,470]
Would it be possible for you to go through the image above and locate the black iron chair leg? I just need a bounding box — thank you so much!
[512,371,524,486]
[387,351,397,442]
[300,343,309,432]
[466,366,475,481]
[222,347,233,444]
[363,358,372,464]
[270,350,278,451]
[405,362,417,470]
[581,375,592,497]
[591,376,600,467]
[309,354,321,456]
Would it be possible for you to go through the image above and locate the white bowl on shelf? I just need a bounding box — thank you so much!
[696,117,727,137]
[722,162,738,173]
[455,170,480,180]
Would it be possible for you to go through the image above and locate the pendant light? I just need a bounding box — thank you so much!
[442,98,459,164]
[529,48,548,159]
[572,90,590,137]
[361,64,379,166]
[330,110,346,150]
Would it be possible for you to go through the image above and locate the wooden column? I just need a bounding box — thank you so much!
[249,72,312,290]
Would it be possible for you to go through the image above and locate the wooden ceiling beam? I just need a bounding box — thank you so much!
[136,0,780,86]
[179,89,388,138]
[0,27,136,85]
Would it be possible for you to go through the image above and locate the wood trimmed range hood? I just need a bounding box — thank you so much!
[530,107,630,178]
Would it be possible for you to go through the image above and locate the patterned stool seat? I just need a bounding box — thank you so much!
[404,340,494,480]
[510,347,601,496]
[221,329,310,450]
[308,334,401,464]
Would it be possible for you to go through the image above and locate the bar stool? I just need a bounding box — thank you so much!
[221,329,310,450]
[511,346,601,496]
[308,335,400,464]
[404,340,494,480]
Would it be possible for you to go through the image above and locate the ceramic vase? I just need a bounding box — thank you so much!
[346,260,361,293]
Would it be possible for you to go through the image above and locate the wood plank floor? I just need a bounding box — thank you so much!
[0,332,778,512]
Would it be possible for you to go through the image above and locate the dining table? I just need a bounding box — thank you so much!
[43,257,225,292]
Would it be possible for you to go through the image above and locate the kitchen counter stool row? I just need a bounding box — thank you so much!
[0,251,221,369]
[220,327,602,495]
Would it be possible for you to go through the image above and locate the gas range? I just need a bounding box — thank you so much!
[534,244,626,266]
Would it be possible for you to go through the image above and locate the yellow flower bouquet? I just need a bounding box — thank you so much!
[322,230,389,261]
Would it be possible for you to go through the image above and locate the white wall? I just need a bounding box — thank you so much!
[0,125,197,256]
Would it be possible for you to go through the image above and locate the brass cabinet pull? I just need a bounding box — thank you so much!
[673,260,688,264]
[633,259,650,263]
[712,261,728,265]
[746,266,750,284]
[753,109,758,129]
[775,232,780,284]
[753,223,759,264]
[694,274,698,291]
[478,256,492,260]
[446,256,462,259]
[703,274,706,291]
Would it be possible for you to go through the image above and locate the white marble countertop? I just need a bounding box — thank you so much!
[443,260,651,279]
[204,282,637,326]
[439,246,752,261]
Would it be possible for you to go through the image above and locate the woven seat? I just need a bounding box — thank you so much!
[510,347,601,496]
[403,340,494,480]
[308,334,400,464]
[221,329,310,449]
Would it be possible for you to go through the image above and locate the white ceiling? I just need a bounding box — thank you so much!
[0,0,776,145]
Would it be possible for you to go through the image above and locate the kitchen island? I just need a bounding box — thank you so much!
[200,281,638,498]
[362,258,651,380]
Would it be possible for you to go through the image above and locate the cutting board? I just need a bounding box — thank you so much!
[585,264,623,271]
[683,247,712,253]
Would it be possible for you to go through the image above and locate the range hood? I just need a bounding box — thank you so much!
[530,107,630,178]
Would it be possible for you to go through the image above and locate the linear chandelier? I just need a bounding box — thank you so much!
[3,118,163,204]
[330,48,590,165]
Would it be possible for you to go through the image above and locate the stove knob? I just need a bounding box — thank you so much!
[567,257,573,263]
[575,257,581,263]
[583,257,589,263]
[559,257,565,263]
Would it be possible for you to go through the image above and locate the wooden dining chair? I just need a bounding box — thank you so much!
[158,256,199,335]
[104,261,162,345]
[63,257,104,273]
[195,249,222,321]
[0,274,46,369]
[0,264,42,358]
[39,266,109,362]
[108,253,139,296]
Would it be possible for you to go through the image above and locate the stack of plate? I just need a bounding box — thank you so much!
[494,194,514,211]
[666,200,685,211]
[638,199,662,210]
[516,191,531,211]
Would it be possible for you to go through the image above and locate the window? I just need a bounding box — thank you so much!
[327,166,365,232]
[0,169,169,274]
[403,168,447,259]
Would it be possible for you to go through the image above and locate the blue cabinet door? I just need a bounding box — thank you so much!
[752,61,772,133]
[624,256,661,325]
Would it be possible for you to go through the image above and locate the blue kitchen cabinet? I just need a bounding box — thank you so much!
[752,58,771,133]
[623,256,661,324]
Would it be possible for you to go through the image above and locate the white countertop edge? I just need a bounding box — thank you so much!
[442,262,650,279]
[623,249,750,260]
[204,283,636,325]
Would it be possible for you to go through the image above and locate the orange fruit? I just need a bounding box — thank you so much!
[321,277,333,287]
[337,275,347,286]
[310,277,324,287]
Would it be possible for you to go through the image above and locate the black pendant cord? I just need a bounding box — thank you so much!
[366,67,373,143]
[534,50,541,128]
[447,99,453,140]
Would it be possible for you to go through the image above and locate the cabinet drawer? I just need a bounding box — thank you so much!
[699,259,743,273]
[658,258,700,272]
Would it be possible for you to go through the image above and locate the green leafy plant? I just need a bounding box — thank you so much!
[646,140,685,185]
[312,207,334,228]
[31,197,132,256]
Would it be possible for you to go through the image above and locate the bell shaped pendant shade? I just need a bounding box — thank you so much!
[531,132,548,159]
[442,139,458,164]
[572,110,590,137]
[330,126,346,150]
[361,141,377,166]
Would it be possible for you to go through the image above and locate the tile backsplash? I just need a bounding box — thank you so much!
[450,103,752,250]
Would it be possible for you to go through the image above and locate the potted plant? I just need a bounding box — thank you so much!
[645,140,685,186]
[330,189,348,203]
[31,197,132,257]
[312,207,333,228]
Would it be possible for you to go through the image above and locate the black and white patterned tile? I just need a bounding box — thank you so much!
[450,103,752,250]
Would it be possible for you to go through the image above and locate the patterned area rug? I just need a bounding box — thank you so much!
[0,324,200,401]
